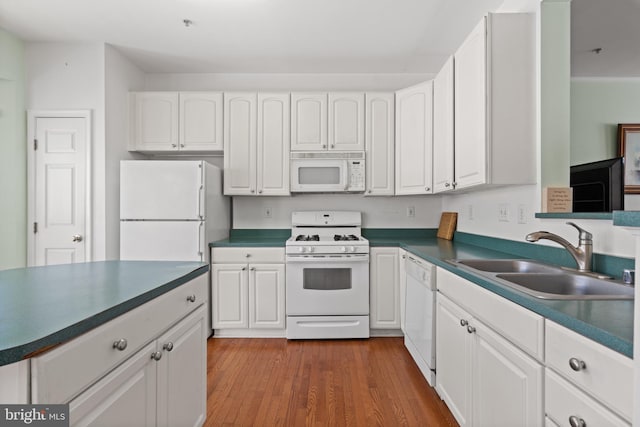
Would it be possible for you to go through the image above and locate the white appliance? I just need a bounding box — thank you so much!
[286,211,370,339]
[120,160,229,262]
[404,254,437,386]
[290,152,365,193]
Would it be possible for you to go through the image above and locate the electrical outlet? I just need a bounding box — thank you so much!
[407,206,415,217]
[498,204,510,222]
[517,204,527,224]
[264,207,272,218]
[467,204,474,221]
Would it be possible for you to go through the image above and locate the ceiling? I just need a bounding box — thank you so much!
[572,0,640,77]
[0,0,504,73]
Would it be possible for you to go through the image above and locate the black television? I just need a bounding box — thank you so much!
[570,157,624,212]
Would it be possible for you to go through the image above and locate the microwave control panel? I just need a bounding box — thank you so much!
[348,160,365,191]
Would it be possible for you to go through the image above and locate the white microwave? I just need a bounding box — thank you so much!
[290,152,365,193]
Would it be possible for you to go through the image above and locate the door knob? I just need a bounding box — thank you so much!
[72,234,83,242]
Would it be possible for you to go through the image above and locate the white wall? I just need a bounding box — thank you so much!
[105,44,146,259]
[0,28,26,270]
[26,42,107,260]
[441,184,635,258]
[233,194,443,229]
[144,73,432,92]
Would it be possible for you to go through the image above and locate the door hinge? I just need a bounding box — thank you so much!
[33,222,38,233]
[34,139,38,151]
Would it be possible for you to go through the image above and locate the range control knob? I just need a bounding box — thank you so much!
[341,247,347,252]
[298,247,306,253]
[308,246,315,253]
[349,247,356,252]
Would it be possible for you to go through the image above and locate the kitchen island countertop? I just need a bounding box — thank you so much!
[0,261,208,366]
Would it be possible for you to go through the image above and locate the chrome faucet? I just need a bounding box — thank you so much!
[525,222,593,272]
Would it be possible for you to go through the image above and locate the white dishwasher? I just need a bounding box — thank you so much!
[404,254,437,386]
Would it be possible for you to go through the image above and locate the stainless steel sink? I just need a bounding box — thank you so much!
[495,273,634,300]
[453,259,557,273]
[448,259,634,300]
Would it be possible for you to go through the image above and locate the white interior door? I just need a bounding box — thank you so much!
[31,114,89,266]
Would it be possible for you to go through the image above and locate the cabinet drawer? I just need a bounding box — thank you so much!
[31,274,207,404]
[211,247,284,263]
[437,268,544,360]
[545,321,633,422]
[546,370,630,427]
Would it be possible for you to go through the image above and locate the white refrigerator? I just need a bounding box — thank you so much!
[120,160,229,262]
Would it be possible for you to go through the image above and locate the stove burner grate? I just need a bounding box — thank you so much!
[334,234,360,241]
[295,234,320,241]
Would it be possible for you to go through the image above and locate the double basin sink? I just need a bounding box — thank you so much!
[448,259,634,300]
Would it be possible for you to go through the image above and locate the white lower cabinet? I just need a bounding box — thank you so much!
[369,247,400,330]
[398,249,407,332]
[436,268,543,427]
[211,247,285,335]
[69,306,207,427]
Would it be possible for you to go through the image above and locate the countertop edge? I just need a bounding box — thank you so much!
[0,264,209,366]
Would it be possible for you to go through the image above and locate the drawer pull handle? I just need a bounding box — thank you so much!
[460,319,468,327]
[466,325,476,334]
[112,339,128,351]
[569,358,586,372]
[245,253,251,258]
[151,351,163,361]
[163,342,174,352]
[186,295,196,303]
[569,415,586,427]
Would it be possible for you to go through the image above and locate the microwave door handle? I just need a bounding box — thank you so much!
[342,161,349,190]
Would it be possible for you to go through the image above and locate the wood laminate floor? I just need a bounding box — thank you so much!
[205,337,459,427]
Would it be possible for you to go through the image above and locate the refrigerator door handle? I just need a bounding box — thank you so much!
[198,221,205,261]
[198,184,204,220]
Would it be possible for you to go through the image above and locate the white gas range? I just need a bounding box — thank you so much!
[285,211,370,339]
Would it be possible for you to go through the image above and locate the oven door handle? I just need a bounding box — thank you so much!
[286,255,369,263]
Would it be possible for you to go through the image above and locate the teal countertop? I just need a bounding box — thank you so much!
[210,229,634,358]
[0,261,209,366]
[613,211,640,228]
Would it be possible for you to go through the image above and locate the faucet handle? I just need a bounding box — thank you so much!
[566,222,593,242]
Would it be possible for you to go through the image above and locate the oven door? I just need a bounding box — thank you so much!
[286,254,369,316]
[290,159,349,192]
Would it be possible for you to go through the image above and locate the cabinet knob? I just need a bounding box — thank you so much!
[331,144,335,148]
[245,253,251,258]
[72,234,83,242]
[425,187,430,192]
[569,358,586,372]
[250,267,256,271]
[112,338,128,351]
[569,415,586,427]
[250,189,255,193]
[163,342,174,352]
[171,144,177,148]
[368,189,372,194]
[242,266,247,271]
[151,351,163,361]
[186,294,196,303]
[459,319,468,327]
[180,144,185,148]
[452,182,457,188]
[466,325,476,334]
[445,183,451,188]
[322,145,327,149]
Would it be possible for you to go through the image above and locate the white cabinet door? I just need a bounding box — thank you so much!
[212,264,248,328]
[365,93,395,196]
[257,93,290,196]
[395,81,433,195]
[472,318,543,427]
[291,92,327,151]
[157,306,207,427]
[370,248,400,329]
[131,92,179,151]
[69,342,157,427]
[433,56,455,193]
[454,18,487,190]
[249,264,286,329]
[179,92,223,152]
[223,93,257,195]
[436,293,472,427]
[328,92,364,151]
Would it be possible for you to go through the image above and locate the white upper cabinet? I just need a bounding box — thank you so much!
[291,92,365,152]
[454,13,535,190]
[130,92,179,152]
[224,92,257,195]
[395,81,433,195]
[433,56,455,193]
[129,92,223,153]
[365,93,395,196]
[328,92,365,151]
[179,92,223,151]
[291,93,327,151]
[257,93,290,195]
[224,92,290,196]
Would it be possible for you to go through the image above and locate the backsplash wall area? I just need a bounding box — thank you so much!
[232,194,443,229]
